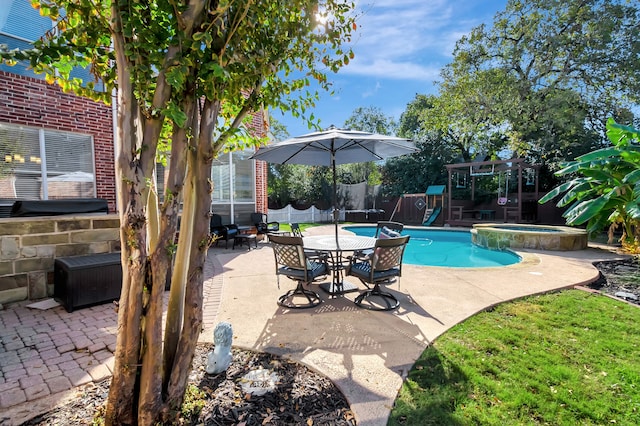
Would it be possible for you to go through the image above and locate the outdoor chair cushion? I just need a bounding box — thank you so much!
[348,262,401,281]
[379,226,401,239]
[278,260,327,281]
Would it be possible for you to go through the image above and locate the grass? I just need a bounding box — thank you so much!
[276,222,324,233]
[389,289,640,425]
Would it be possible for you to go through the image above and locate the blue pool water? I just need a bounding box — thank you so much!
[344,226,521,268]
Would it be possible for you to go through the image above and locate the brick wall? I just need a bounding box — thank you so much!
[245,107,269,213]
[0,71,117,212]
[1,71,269,215]
[0,214,121,304]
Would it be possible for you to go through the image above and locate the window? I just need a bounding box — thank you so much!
[212,153,232,202]
[232,150,255,202]
[212,150,255,203]
[0,123,95,200]
[211,149,256,223]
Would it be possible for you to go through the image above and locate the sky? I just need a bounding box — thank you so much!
[274,0,508,138]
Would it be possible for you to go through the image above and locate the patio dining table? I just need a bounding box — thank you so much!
[303,235,376,295]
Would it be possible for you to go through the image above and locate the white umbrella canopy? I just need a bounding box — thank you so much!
[250,127,418,246]
[249,127,417,166]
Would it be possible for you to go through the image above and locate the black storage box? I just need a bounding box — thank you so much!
[54,252,122,312]
[10,198,109,217]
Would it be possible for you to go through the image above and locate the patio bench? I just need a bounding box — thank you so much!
[54,252,122,312]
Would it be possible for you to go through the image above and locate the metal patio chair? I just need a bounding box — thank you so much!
[269,234,329,309]
[346,235,410,311]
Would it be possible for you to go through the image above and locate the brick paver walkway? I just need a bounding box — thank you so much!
[0,250,222,420]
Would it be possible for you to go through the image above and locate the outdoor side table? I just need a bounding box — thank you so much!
[234,227,258,250]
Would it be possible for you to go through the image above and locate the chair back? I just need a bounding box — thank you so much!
[269,234,307,271]
[251,212,267,225]
[372,235,410,272]
[210,214,223,228]
[290,223,303,238]
[375,221,404,237]
[252,212,279,233]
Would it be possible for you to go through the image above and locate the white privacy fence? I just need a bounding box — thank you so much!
[267,205,345,224]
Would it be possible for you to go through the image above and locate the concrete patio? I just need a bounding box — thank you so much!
[0,225,624,425]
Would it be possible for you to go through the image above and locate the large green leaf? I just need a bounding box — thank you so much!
[564,196,610,225]
[586,213,610,236]
[625,203,640,220]
[623,169,640,185]
[557,180,594,207]
[554,161,581,176]
[576,147,621,162]
[579,168,620,185]
[539,180,575,203]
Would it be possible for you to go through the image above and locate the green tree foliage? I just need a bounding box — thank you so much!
[423,70,510,162]
[382,95,457,196]
[1,1,357,424]
[343,105,398,134]
[339,106,395,185]
[540,119,640,251]
[444,0,639,164]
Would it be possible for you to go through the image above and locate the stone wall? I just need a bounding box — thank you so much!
[471,223,588,251]
[0,214,120,305]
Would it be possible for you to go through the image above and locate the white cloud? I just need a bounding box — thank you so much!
[341,0,499,80]
[340,57,441,82]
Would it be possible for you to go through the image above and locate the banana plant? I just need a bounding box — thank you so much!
[540,118,640,250]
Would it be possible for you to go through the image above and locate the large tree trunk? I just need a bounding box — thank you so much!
[104,19,146,423]
[161,94,196,393]
[163,99,219,412]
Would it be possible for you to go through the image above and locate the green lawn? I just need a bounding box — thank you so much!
[276,222,323,233]
[389,290,640,425]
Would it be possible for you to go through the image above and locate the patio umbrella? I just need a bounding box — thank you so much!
[249,127,418,247]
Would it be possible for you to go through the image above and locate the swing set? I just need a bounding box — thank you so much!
[444,158,540,224]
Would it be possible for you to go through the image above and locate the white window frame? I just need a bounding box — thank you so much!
[0,123,96,200]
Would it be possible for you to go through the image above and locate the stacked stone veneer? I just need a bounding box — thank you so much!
[472,224,588,251]
[0,214,120,305]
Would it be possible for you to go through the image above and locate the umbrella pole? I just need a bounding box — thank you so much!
[332,151,339,249]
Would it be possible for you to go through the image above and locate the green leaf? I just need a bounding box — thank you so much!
[625,203,640,220]
[622,169,640,185]
[564,197,609,225]
[554,161,582,176]
[580,168,619,184]
[557,180,593,207]
[539,180,575,204]
[576,147,620,162]
[165,103,187,128]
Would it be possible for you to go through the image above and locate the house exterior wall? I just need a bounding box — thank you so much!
[0,71,117,213]
[0,70,270,217]
[2,1,268,222]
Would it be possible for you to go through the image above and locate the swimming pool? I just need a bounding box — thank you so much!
[344,226,521,268]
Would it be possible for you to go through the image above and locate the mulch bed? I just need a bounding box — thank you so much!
[21,345,356,425]
[588,257,640,305]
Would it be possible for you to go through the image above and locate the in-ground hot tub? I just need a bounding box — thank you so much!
[472,223,588,251]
